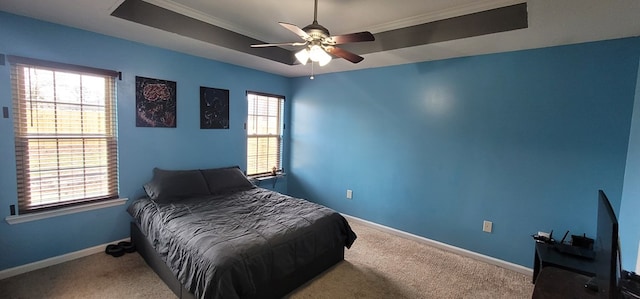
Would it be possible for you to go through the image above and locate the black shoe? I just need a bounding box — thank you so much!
[117,241,136,253]
[105,244,125,257]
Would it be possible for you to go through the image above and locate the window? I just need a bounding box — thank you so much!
[9,56,119,214]
[246,92,284,176]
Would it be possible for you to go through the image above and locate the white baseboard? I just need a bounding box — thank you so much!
[636,240,640,273]
[1,216,533,281]
[0,237,130,280]
[342,214,534,276]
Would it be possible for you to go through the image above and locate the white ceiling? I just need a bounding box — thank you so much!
[1,0,640,77]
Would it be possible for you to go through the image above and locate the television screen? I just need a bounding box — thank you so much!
[595,190,619,298]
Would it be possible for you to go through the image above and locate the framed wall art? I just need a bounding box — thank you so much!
[135,76,177,127]
[200,86,229,129]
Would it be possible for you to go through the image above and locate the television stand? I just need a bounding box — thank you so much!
[533,242,596,283]
[621,271,640,298]
[532,267,598,298]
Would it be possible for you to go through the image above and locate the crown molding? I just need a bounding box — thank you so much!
[361,0,525,34]
[144,0,524,38]
[143,0,261,39]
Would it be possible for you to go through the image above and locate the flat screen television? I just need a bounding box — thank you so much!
[595,189,620,298]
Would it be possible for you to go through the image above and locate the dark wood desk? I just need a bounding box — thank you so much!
[532,267,598,299]
[533,242,596,283]
[532,243,640,298]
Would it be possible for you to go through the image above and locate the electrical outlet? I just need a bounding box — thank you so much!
[483,220,493,233]
[346,189,353,199]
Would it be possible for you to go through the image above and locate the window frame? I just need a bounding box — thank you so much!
[9,55,120,214]
[246,91,285,177]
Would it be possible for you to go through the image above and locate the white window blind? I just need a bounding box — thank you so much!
[246,92,284,176]
[9,56,119,214]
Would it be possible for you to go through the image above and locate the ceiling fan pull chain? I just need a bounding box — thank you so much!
[310,62,315,80]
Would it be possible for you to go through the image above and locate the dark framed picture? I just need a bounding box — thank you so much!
[135,76,177,127]
[200,87,229,129]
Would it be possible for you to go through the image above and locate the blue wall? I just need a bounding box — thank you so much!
[288,38,640,267]
[2,10,640,273]
[0,12,290,270]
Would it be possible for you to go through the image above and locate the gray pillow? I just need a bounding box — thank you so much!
[200,166,254,195]
[143,168,210,203]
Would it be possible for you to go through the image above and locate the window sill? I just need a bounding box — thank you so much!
[5,198,128,225]
[250,173,286,188]
[251,173,286,181]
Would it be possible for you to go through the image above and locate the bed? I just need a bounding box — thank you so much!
[127,166,357,299]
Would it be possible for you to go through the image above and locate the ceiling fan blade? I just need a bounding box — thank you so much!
[330,31,375,44]
[251,42,307,48]
[326,47,364,64]
[279,22,311,40]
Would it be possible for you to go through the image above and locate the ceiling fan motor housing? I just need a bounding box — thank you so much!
[303,21,331,43]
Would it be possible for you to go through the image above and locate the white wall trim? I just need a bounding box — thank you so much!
[356,0,524,34]
[342,214,533,276]
[5,198,128,225]
[636,240,640,273]
[0,211,531,280]
[0,237,130,280]
[146,0,524,38]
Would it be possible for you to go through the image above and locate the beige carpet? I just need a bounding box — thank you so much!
[0,221,533,298]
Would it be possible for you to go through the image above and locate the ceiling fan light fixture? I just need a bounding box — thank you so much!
[308,45,324,61]
[317,50,332,66]
[296,45,332,66]
[309,45,332,66]
[295,48,310,65]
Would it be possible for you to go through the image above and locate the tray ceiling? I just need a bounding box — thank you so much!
[1,0,639,77]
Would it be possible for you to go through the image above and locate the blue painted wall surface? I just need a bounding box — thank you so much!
[620,56,640,271]
[2,10,640,274]
[289,38,640,267]
[0,12,290,271]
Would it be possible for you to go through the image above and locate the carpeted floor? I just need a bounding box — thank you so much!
[0,220,533,298]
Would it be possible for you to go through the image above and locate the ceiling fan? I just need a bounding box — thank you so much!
[251,0,375,66]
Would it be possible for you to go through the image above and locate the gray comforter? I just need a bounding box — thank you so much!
[127,187,356,299]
